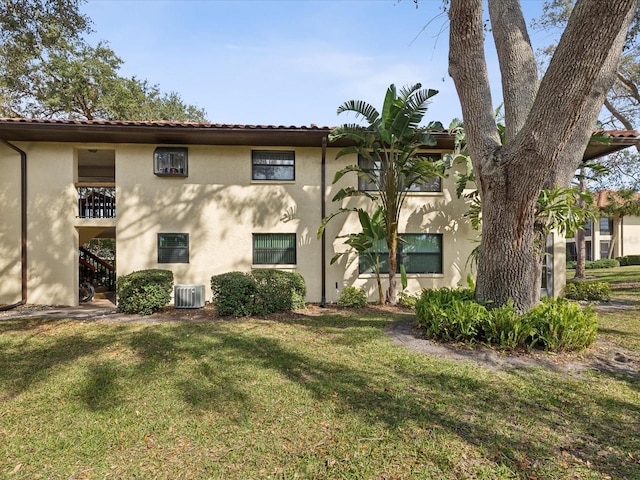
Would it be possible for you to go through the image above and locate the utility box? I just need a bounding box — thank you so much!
[174,284,206,309]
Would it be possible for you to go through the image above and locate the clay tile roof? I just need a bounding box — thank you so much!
[595,189,640,208]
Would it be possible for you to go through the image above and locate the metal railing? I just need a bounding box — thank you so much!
[76,183,116,218]
[80,247,116,290]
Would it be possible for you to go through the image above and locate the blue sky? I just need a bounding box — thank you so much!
[83,0,550,127]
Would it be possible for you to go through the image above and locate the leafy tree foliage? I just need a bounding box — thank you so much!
[533,1,640,191]
[321,83,444,305]
[0,0,206,121]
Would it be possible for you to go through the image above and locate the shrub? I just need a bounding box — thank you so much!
[526,297,597,351]
[211,270,307,317]
[337,286,368,308]
[415,288,478,342]
[117,269,173,315]
[415,288,596,352]
[251,269,306,315]
[211,271,257,317]
[569,259,619,269]
[617,256,629,266]
[627,254,640,266]
[398,291,420,309]
[564,281,611,301]
[591,258,620,269]
[479,301,534,350]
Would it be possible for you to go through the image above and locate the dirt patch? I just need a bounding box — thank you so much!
[387,316,640,380]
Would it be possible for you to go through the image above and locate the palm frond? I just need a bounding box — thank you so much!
[336,100,380,125]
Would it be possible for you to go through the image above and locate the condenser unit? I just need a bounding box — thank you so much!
[174,284,206,309]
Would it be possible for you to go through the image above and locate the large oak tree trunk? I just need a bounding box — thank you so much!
[449,0,637,312]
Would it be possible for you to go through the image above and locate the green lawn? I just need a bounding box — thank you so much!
[1,290,639,478]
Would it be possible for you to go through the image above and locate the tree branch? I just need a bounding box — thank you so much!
[488,0,538,141]
[604,97,635,130]
[448,0,501,191]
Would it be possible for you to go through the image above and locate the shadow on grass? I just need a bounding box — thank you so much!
[1,314,639,478]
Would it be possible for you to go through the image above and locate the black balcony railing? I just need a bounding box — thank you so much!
[77,183,116,218]
[80,247,115,290]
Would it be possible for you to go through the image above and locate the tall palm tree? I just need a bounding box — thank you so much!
[326,83,443,305]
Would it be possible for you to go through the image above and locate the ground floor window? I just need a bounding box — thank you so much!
[158,233,189,263]
[253,233,296,265]
[359,233,442,274]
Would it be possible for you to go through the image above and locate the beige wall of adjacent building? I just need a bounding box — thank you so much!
[1,139,560,307]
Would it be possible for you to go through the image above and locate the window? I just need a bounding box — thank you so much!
[253,233,296,265]
[252,150,295,181]
[357,153,442,192]
[158,233,189,263]
[359,234,443,274]
[584,220,592,237]
[154,147,188,176]
[600,240,610,259]
[599,217,613,235]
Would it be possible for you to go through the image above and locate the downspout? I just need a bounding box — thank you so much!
[0,140,27,311]
[320,136,327,307]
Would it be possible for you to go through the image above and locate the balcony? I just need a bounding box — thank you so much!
[76,183,116,219]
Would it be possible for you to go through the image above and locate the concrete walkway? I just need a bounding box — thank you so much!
[0,298,120,320]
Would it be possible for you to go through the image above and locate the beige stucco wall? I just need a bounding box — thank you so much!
[621,216,640,256]
[1,139,560,306]
[0,142,79,305]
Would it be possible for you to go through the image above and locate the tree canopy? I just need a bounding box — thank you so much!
[0,0,207,121]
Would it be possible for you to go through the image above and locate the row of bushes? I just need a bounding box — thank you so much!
[566,258,620,269]
[567,255,640,269]
[116,268,306,316]
[415,288,597,351]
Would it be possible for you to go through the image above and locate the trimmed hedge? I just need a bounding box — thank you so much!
[211,269,306,317]
[117,269,173,315]
[414,287,597,351]
[617,255,640,266]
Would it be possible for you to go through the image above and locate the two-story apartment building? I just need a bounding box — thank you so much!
[0,119,637,307]
[566,190,640,261]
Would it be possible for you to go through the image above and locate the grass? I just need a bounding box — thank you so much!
[1,290,639,478]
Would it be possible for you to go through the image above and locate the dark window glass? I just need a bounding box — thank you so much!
[357,154,442,192]
[599,217,613,235]
[158,233,189,263]
[359,234,443,274]
[252,151,295,181]
[154,147,188,176]
[584,220,592,237]
[600,240,610,259]
[253,233,296,264]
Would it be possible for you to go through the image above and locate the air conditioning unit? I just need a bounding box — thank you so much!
[174,284,206,309]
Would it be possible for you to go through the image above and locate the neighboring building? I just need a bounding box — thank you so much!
[566,190,640,261]
[0,119,637,307]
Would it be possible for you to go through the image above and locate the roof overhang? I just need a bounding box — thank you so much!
[0,118,636,160]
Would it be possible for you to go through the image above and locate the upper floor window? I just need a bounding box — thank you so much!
[154,147,188,176]
[252,150,295,181]
[158,233,189,263]
[358,153,442,192]
[599,217,613,235]
[359,233,443,274]
[253,233,296,265]
[584,220,592,237]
